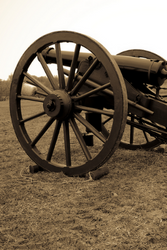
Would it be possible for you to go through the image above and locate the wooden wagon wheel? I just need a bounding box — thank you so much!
[10,31,128,176]
[118,49,165,150]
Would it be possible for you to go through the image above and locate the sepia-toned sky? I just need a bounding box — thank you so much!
[0,0,167,80]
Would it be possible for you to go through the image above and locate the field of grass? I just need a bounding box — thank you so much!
[1,99,167,249]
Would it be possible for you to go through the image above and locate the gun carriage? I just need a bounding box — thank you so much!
[10,31,167,176]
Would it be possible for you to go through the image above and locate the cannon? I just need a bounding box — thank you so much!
[10,31,167,176]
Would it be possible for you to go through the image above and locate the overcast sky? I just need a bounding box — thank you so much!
[0,0,167,80]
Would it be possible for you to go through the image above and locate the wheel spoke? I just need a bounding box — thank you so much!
[35,91,47,97]
[26,80,37,87]
[47,120,62,161]
[20,111,45,124]
[74,105,114,117]
[72,82,111,101]
[140,119,149,143]
[55,42,65,89]
[130,115,134,144]
[74,112,106,143]
[101,124,110,139]
[23,72,52,94]
[66,44,81,91]
[143,130,149,143]
[31,117,55,147]
[17,95,44,102]
[69,117,91,161]
[63,120,71,166]
[37,52,58,90]
[70,58,99,96]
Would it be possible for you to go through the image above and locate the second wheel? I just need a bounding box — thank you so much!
[118,49,165,150]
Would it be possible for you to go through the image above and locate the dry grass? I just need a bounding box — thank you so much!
[1,99,167,249]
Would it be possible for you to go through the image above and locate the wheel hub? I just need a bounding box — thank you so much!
[46,100,56,112]
[43,90,72,119]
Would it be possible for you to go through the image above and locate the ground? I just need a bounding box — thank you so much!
[1,99,167,249]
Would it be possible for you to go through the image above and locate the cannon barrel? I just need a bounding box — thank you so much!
[42,48,167,86]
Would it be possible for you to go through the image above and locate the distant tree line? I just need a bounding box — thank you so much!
[0,74,13,101]
[0,74,57,101]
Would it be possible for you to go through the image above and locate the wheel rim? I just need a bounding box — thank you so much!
[10,31,128,175]
[118,49,164,150]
